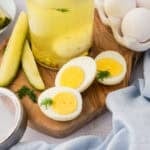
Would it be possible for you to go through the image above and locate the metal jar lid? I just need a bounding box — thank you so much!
[0,88,27,150]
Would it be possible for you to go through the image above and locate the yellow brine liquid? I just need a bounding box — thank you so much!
[26,0,94,68]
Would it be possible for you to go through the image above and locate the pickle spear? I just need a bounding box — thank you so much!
[0,12,28,86]
[22,41,45,90]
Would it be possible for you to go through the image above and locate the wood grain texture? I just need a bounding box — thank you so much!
[0,11,140,138]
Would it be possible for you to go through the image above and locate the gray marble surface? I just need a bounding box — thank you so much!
[0,0,143,145]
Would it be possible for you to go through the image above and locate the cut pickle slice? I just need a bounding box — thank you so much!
[0,12,28,86]
[22,41,45,90]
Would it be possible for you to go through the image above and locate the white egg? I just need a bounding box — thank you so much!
[95,51,127,85]
[137,0,150,9]
[38,87,82,121]
[122,8,150,43]
[104,0,136,18]
[55,56,96,92]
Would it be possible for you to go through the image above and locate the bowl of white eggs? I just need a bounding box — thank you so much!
[95,0,150,52]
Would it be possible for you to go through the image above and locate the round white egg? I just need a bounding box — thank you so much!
[55,56,96,93]
[137,0,150,9]
[38,87,82,121]
[104,0,136,18]
[121,8,150,43]
[95,51,127,85]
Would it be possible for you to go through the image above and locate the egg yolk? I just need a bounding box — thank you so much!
[96,58,123,77]
[60,66,84,89]
[52,92,77,115]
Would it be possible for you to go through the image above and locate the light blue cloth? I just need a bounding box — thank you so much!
[11,51,150,150]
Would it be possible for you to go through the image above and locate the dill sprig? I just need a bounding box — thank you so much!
[17,86,37,103]
[52,8,70,13]
[40,98,53,109]
[97,70,110,81]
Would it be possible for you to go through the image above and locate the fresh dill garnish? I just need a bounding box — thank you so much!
[17,86,37,103]
[97,70,110,81]
[40,98,53,109]
[0,8,11,29]
[0,17,11,29]
[53,8,70,13]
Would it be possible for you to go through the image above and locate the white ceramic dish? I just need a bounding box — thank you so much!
[0,0,16,34]
[0,88,27,150]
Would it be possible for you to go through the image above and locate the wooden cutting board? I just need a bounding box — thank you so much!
[0,11,140,138]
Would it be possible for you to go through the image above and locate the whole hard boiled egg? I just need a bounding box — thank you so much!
[104,0,136,18]
[55,56,96,93]
[95,51,127,85]
[38,87,82,121]
[121,8,150,43]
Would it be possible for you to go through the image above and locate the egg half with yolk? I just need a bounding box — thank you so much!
[95,51,127,85]
[38,87,82,121]
[55,56,96,92]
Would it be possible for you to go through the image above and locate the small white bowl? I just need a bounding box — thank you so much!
[0,0,16,34]
[0,88,27,149]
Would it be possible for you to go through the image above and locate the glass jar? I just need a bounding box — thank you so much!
[26,0,94,69]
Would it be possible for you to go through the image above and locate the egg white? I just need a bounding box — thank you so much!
[38,87,82,121]
[55,56,96,93]
[95,51,127,85]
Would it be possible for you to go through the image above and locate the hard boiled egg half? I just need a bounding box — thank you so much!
[55,56,96,92]
[95,51,127,85]
[38,87,82,121]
